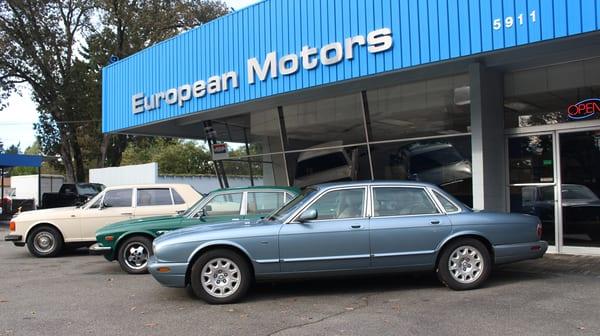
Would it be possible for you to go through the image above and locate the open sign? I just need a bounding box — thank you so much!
[568,98,600,120]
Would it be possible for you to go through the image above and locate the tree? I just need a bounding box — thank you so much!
[0,0,94,182]
[83,0,230,169]
[0,0,229,182]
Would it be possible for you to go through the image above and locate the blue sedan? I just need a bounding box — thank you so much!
[148,181,547,304]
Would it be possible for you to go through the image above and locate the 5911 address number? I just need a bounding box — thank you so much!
[493,10,537,30]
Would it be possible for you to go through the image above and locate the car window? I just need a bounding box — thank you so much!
[247,192,285,215]
[171,189,186,204]
[137,188,172,206]
[103,189,133,208]
[373,187,439,217]
[203,193,242,216]
[433,190,460,213]
[303,188,365,220]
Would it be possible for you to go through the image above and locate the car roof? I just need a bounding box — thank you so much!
[103,184,192,190]
[211,186,300,194]
[311,180,440,190]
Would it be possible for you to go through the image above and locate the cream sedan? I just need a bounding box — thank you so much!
[4,184,201,257]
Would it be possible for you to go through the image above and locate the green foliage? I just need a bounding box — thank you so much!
[121,139,214,175]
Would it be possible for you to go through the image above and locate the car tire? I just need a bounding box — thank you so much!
[436,238,491,290]
[190,249,251,304]
[117,236,153,274]
[27,226,63,258]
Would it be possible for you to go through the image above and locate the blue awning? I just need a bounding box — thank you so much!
[0,154,44,168]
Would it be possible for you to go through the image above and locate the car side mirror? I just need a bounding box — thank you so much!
[298,209,317,223]
[101,202,111,209]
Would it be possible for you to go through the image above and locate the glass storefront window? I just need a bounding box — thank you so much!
[366,74,470,141]
[560,131,600,248]
[220,154,288,187]
[285,146,371,188]
[282,93,366,151]
[210,108,283,158]
[508,135,554,184]
[509,186,556,245]
[504,58,600,128]
[370,135,473,207]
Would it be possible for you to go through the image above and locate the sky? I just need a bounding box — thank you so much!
[0,0,261,151]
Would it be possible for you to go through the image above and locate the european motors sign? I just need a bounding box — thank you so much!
[131,28,393,114]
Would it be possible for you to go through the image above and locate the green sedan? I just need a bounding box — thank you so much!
[90,186,299,274]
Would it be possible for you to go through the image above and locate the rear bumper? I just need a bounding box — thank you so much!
[494,240,548,265]
[89,243,112,256]
[147,255,188,288]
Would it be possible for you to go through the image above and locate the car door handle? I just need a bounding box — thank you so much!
[231,218,240,221]
[121,212,133,216]
[430,220,440,225]
[351,224,362,229]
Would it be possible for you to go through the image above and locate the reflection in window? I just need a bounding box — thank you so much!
[371,136,473,207]
[304,189,365,220]
[367,74,470,142]
[246,192,284,215]
[283,93,366,151]
[373,188,439,217]
[103,189,132,208]
[137,189,172,206]
[203,193,242,216]
[504,58,600,128]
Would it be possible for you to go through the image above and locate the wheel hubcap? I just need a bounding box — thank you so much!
[123,242,149,270]
[34,232,55,253]
[201,258,240,298]
[448,245,484,284]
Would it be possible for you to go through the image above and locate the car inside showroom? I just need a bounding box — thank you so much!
[102,0,600,255]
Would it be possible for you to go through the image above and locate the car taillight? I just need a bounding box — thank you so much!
[536,223,542,240]
[9,221,15,232]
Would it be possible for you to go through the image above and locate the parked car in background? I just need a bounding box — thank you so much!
[518,184,600,241]
[41,183,105,209]
[148,181,547,304]
[92,186,299,274]
[293,141,358,188]
[0,189,36,219]
[4,184,201,257]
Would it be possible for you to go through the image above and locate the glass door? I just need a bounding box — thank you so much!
[558,130,600,249]
[507,134,557,246]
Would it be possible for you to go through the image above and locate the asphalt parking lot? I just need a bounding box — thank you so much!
[0,225,599,336]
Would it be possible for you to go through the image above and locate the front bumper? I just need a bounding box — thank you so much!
[4,234,22,242]
[147,255,188,288]
[89,243,112,256]
[494,240,549,265]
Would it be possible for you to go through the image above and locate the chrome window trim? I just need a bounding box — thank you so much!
[429,188,462,215]
[285,186,369,224]
[369,185,443,218]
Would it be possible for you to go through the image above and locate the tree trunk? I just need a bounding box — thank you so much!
[98,134,110,168]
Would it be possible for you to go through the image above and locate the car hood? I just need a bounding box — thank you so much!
[157,218,271,242]
[13,206,78,220]
[98,215,182,233]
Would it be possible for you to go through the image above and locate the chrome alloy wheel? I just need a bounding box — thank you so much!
[123,242,149,270]
[33,232,55,253]
[201,258,241,298]
[448,245,484,284]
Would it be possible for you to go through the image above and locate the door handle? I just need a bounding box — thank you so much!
[231,218,240,221]
[430,220,440,225]
[121,212,133,216]
[351,224,362,229]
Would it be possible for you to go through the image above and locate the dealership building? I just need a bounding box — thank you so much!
[102,0,600,255]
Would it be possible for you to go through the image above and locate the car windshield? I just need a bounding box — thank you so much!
[182,195,209,217]
[265,188,317,221]
[76,184,103,196]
